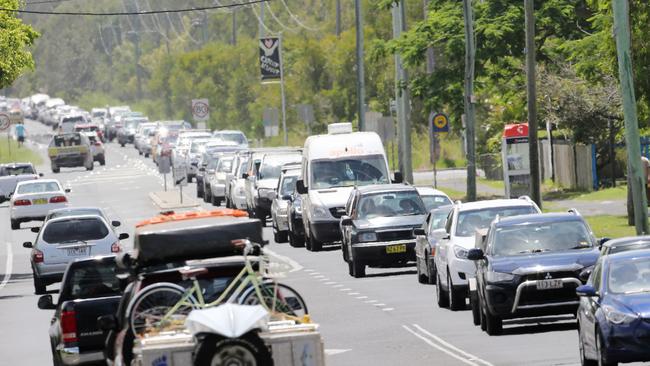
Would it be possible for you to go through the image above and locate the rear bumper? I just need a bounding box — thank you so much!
[58,346,104,366]
[51,156,87,167]
[351,240,416,265]
[210,183,226,198]
[11,202,68,220]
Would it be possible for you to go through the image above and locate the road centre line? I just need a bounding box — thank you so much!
[0,242,13,291]
[412,324,494,366]
[403,325,483,366]
[348,292,360,295]
[356,296,368,299]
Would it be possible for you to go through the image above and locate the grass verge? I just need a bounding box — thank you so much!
[543,185,627,202]
[0,136,43,165]
[585,215,636,238]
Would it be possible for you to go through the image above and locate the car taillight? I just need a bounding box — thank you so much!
[49,196,67,203]
[13,199,31,206]
[431,247,436,256]
[33,249,44,263]
[94,141,102,146]
[61,310,78,344]
[111,242,121,253]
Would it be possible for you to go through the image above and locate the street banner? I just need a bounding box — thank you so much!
[259,37,281,81]
[191,99,210,122]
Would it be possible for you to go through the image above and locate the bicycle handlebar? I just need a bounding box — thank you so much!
[231,239,262,256]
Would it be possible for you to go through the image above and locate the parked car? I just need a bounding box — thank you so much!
[600,236,650,256]
[37,255,122,366]
[209,154,237,206]
[10,179,70,230]
[576,249,650,366]
[0,162,42,203]
[271,163,301,243]
[415,186,453,211]
[226,154,249,210]
[23,214,128,293]
[434,197,541,310]
[197,153,220,200]
[287,188,305,248]
[80,131,105,166]
[212,129,249,148]
[414,205,453,284]
[340,184,427,278]
[48,132,94,173]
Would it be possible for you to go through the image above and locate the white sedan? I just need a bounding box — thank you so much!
[10,179,70,230]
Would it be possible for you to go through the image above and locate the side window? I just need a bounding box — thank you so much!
[346,192,357,217]
[444,210,454,234]
[591,262,602,290]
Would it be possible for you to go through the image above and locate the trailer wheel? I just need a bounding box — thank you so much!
[193,332,273,366]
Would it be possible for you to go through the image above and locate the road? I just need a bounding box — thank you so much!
[0,120,639,366]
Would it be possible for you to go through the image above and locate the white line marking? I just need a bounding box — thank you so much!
[0,242,13,291]
[365,300,377,303]
[304,269,315,272]
[324,349,352,356]
[324,282,337,285]
[339,288,351,292]
[373,303,386,307]
[403,325,480,366]
[313,275,325,278]
[318,278,330,281]
[356,296,368,299]
[382,308,394,311]
[332,284,344,288]
[412,324,494,366]
[348,292,360,295]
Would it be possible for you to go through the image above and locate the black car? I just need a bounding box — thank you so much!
[468,212,601,335]
[414,205,452,284]
[38,255,122,366]
[340,184,427,278]
[287,190,305,248]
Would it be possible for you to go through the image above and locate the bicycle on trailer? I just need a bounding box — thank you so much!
[126,239,308,336]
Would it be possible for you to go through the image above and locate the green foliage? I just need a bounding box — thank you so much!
[0,137,42,165]
[0,0,39,89]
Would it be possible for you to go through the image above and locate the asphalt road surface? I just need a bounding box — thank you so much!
[0,120,643,366]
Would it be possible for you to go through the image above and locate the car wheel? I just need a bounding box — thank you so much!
[204,190,211,203]
[417,259,427,284]
[436,271,449,308]
[479,301,487,331]
[144,153,149,158]
[342,243,350,263]
[99,157,106,166]
[447,272,465,311]
[348,260,354,276]
[192,333,273,366]
[273,230,288,244]
[225,197,232,208]
[210,194,218,206]
[10,219,20,230]
[289,232,305,248]
[138,150,142,155]
[86,162,94,171]
[51,166,59,174]
[197,188,203,199]
[427,258,437,285]
[484,308,503,335]
[579,323,597,366]
[120,143,125,147]
[470,290,480,326]
[351,258,365,278]
[596,329,616,366]
[309,234,323,252]
[33,272,46,295]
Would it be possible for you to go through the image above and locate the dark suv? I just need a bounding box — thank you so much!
[468,212,601,335]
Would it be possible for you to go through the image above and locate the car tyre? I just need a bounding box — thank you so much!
[309,234,323,252]
[10,219,20,230]
[479,302,487,331]
[120,142,125,147]
[33,272,46,295]
[193,332,272,366]
[274,230,288,244]
[484,308,502,335]
[470,290,481,326]
[427,257,437,284]
[51,166,59,174]
[447,272,465,311]
[342,243,350,262]
[417,260,427,284]
[99,156,106,166]
[596,330,616,366]
[351,258,365,278]
[144,153,149,158]
[289,231,305,248]
[436,272,449,308]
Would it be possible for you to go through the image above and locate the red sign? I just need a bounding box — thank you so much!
[503,123,528,138]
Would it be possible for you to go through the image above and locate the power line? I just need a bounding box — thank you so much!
[1,0,272,16]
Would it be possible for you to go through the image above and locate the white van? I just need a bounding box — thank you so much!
[296,123,401,251]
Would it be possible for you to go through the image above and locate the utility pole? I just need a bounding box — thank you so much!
[355,0,366,131]
[612,0,649,234]
[462,0,476,201]
[259,2,265,38]
[423,0,435,74]
[232,10,237,45]
[392,0,412,183]
[525,0,541,207]
[336,0,342,37]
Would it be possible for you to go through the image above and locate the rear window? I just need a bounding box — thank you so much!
[62,116,84,124]
[67,262,120,300]
[455,206,538,237]
[0,165,35,176]
[17,182,60,194]
[48,208,102,220]
[421,195,452,211]
[43,218,109,243]
[53,134,82,147]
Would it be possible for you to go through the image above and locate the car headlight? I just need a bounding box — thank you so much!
[358,232,377,243]
[603,305,638,325]
[312,205,330,219]
[453,245,469,259]
[486,271,515,283]
[294,201,302,214]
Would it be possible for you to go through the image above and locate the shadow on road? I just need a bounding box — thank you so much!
[319,245,342,252]
[7,273,33,283]
[502,315,577,335]
[365,269,418,278]
[0,294,25,301]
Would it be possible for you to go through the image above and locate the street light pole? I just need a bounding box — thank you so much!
[354,0,366,131]
[525,0,542,208]
[462,0,477,201]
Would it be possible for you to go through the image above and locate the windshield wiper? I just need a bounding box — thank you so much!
[519,248,551,254]
[569,245,591,250]
[58,239,89,245]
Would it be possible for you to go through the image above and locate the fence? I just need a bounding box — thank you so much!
[540,140,595,191]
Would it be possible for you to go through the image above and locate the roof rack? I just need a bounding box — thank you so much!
[568,208,581,216]
[518,195,534,203]
[454,200,462,206]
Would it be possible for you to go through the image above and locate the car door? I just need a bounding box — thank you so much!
[580,262,602,358]
[341,190,358,250]
[435,209,455,286]
[416,213,431,267]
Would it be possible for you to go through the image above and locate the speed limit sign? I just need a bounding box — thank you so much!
[0,114,10,131]
[191,99,210,122]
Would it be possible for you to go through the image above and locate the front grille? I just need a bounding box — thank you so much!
[329,207,345,218]
[518,283,579,306]
[377,230,413,242]
[523,271,578,282]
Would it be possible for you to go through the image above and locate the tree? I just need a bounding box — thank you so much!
[0,0,39,89]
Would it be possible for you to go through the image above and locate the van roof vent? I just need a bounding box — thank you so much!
[328,122,353,135]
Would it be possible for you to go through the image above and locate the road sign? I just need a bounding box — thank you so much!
[430,112,449,133]
[0,114,10,131]
[263,107,279,137]
[296,104,315,126]
[259,37,281,81]
[191,99,210,122]
[172,166,188,187]
[158,156,171,174]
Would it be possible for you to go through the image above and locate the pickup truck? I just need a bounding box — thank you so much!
[48,133,94,173]
[0,163,42,203]
[37,255,122,366]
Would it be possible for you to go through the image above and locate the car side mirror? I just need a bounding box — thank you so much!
[467,248,485,261]
[282,194,292,200]
[199,167,205,172]
[579,268,593,283]
[37,295,56,310]
[97,314,118,331]
[442,233,451,240]
[392,171,403,184]
[598,237,610,249]
[111,220,121,227]
[413,228,426,236]
[118,233,129,240]
[242,173,249,179]
[64,188,71,193]
[296,179,307,194]
[31,227,40,233]
[23,242,33,249]
[576,285,598,297]
[340,216,353,226]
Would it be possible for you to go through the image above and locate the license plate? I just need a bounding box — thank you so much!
[386,244,406,254]
[66,247,88,256]
[536,279,563,290]
[32,198,48,205]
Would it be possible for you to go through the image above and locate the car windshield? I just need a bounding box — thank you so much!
[358,190,426,219]
[455,206,538,237]
[609,241,650,254]
[280,175,298,195]
[92,111,106,118]
[66,262,120,300]
[492,221,592,256]
[206,157,220,170]
[216,132,246,145]
[608,258,650,294]
[17,182,60,194]
[62,116,84,124]
[430,208,452,230]
[43,217,109,243]
[259,154,301,179]
[217,158,234,173]
[1,165,35,176]
[311,155,389,189]
[421,195,452,211]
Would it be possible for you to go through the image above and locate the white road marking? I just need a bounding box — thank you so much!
[332,284,344,288]
[373,303,386,307]
[0,242,13,291]
[382,308,394,311]
[324,281,337,285]
[324,349,352,356]
[304,269,315,272]
[262,248,303,272]
[318,278,330,281]
[313,275,325,278]
[403,325,480,366]
[365,300,378,303]
[407,324,494,366]
[356,296,368,299]
[348,292,360,295]
[339,288,351,291]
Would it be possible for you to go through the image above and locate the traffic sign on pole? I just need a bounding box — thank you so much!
[0,114,10,131]
[191,99,210,123]
[430,112,449,133]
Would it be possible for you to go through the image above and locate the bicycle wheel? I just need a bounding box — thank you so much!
[127,282,199,336]
[239,281,308,319]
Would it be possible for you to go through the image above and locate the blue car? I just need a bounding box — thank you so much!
[577,249,650,366]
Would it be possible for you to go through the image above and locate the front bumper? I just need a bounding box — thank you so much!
[309,220,341,243]
[210,183,226,198]
[602,323,650,363]
[58,346,105,366]
[351,240,416,265]
[275,213,289,231]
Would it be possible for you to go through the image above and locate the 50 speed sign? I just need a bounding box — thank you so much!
[191,99,210,121]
